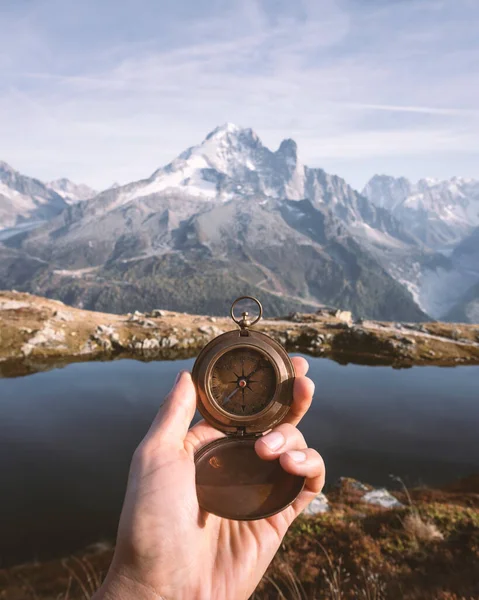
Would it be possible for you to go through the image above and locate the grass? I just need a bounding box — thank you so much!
[391,475,444,544]
[0,479,478,600]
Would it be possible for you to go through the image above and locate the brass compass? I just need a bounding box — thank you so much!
[193,296,305,520]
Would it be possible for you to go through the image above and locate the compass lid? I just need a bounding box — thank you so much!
[195,436,305,520]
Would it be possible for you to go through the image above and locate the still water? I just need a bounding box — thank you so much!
[0,357,478,564]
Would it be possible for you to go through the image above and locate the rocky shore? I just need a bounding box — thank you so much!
[1,291,479,377]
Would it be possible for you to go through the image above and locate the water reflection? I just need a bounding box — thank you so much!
[0,357,477,564]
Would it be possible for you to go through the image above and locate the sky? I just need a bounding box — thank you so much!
[0,0,478,191]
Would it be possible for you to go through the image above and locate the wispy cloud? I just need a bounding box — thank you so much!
[0,0,478,189]
[342,103,479,117]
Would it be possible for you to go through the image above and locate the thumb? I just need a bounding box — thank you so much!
[145,370,197,448]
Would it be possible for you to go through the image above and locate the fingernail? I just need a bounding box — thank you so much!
[262,431,285,451]
[174,370,186,385]
[287,450,306,463]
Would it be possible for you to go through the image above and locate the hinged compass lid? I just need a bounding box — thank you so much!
[192,297,304,520]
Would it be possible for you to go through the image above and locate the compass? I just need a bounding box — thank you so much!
[192,296,305,520]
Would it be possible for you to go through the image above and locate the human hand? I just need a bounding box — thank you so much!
[93,357,325,600]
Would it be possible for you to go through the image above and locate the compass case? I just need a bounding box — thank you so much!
[192,329,294,434]
[192,313,305,521]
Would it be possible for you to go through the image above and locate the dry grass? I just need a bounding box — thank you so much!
[391,474,444,544]
[61,556,102,599]
[0,555,107,600]
[353,567,386,600]
[1,478,478,600]
[402,512,444,543]
[319,545,350,600]
[252,557,386,600]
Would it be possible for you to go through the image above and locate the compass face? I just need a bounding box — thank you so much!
[209,348,277,416]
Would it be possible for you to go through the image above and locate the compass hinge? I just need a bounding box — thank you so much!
[232,427,262,439]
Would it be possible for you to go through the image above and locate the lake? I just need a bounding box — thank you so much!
[0,356,478,565]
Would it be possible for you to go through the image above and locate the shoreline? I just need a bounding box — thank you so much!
[1,291,479,377]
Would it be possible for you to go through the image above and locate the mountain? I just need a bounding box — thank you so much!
[440,227,479,322]
[444,281,479,323]
[46,178,97,204]
[0,195,427,321]
[0,125,427,321]
[143,123,414,245]
[451,225,479,272]
[0,161,67,230]
[363,175,479,250]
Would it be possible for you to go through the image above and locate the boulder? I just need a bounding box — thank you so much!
[161,335,179,348]
[303,493,330,515]
[142,338,160,351]
[21,324,66,355]
[0,300,29,311]
[361,489,403,509]
[198,325,224,337]
[334,310,353,324]
[53,310,75,322]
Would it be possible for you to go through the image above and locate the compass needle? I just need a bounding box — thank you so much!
[222,386,243,406]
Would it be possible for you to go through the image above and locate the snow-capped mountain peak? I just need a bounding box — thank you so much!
[363,174,479,249]
[205,122,247,138]
[47,178,97,204]
[0,160,16,176]
[84,124,414,251]
[177,123,264,177]
[117,124,305,205]
[0,161,67,230]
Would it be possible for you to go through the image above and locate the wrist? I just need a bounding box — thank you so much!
[93,567,165,600]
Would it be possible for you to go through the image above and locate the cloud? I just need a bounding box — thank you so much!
[342,103,479,118]
[0,0,478,189]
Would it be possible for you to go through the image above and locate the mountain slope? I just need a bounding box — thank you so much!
[439,227,479,323]
[363,175,479,249]
[1,191,427,320]
[0,162,67,230]
[444,280,479,323]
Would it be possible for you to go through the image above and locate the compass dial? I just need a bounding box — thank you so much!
[210,348,277,416]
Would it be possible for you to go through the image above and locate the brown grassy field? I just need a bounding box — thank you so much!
[1,478,478,600]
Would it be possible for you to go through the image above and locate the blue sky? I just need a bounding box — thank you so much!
[0,0,478,190]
